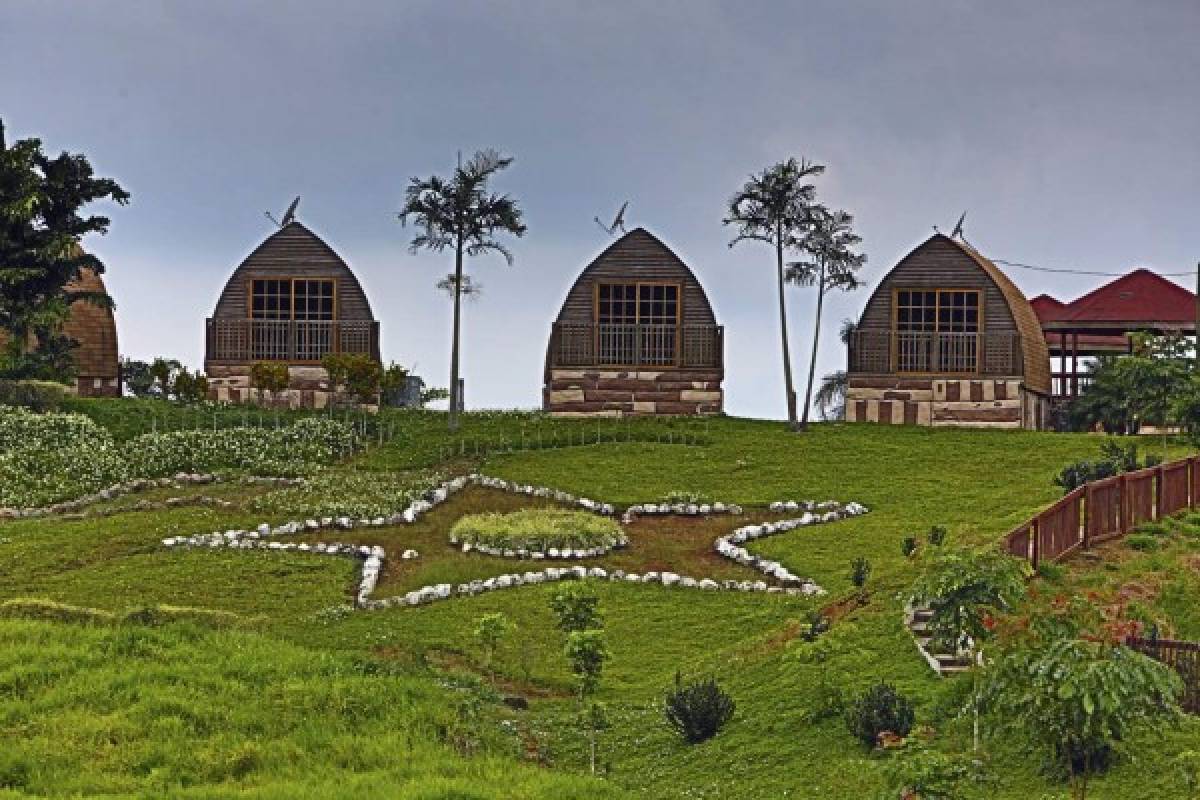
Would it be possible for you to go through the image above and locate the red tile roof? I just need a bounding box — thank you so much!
[1055,269,1195,325]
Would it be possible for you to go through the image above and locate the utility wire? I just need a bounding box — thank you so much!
[989,257,1193,278]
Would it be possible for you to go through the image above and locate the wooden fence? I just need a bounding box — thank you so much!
[1003,456,1199,569]
[1125,636,1200,713]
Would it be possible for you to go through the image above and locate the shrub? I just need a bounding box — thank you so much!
[250,361,290,404]
[843,681,915,747]
[1054,459,1117,493]
[323,354,383,405]
[0,407,129,507]
[849,556,871,595]
[549,583,602,634]
[927,525,948,546]
[0,379,70,411]
[119,605,246,629]
[1127,534,1160,552]
[901,536,918,557]
[253,470,431,519]
[664,673,736,744]
[565,629,609,700]
[800,610,830,642]
[451,509,623,553]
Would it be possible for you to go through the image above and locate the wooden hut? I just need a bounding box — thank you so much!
[0,253,120,397]
[845,233,1051,429]
[543,228,723,415]
[204,220,379,408]
[63,267,120,396]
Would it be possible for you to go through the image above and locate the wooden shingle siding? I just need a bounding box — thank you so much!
[212,222,375,322]
[63,267,119,381]
[552,228,717,328]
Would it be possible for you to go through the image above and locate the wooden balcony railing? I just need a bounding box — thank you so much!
[848,328,1023,376]
[550,322,723,370]
[205,318,379,364]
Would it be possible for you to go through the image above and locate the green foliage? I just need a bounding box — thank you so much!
[419,386,450,407]
[901,536,918,557]
[0,118,129,382]
[250,360,290,401]
[323,353,383,405]
[1126,533,1160,552]
[663,673,736,744]
[565,629,609,701]
[1072,334,1192,436]
[1175,750,1200,795]
[979,634,1182,788]
[380,361,409,392]
[801,610,831,642]
[253,469,432,519]
[169,366,209,404]
[927,525,948,547]
[473,611,513,676]
[549,583,603,634]
[119,358,155,397]
[452,509,623,553]
[843,681,915,747]
[1053,438,1161,494]
[123,417,357,478]
[0,406,129,507]
[882,747,985,800]
[0,378,69,410]
[908,547,1028,652]
[849,556,871,591]
[0,597,116,625]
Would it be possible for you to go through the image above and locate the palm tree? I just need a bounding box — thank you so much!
[399,150,526,431]
[788,208,866,430]
[724,158,825,429]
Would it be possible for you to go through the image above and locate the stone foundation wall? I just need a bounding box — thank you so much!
[846,377,1047,430]
[205,365,344,410]
[77,376,120,398]
[544,368,723,416]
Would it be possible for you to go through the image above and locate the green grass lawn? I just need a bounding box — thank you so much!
[3,409,1199,799]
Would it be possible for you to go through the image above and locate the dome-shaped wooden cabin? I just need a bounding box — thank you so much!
[63,266,120,397]
[544,228,723,415]
[845,233,1051,429]
[0,249,120,397]
[204,220,379,408]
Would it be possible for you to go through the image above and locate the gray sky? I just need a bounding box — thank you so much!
[3,1,1198,418]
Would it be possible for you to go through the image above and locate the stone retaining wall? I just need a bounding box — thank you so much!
[846,377,1048,430]
[544,368,723,416]
[206,365,366,410]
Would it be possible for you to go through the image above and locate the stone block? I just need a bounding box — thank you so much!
[585,389,634,402]
[549,388,585,404]
[680,389,722,404]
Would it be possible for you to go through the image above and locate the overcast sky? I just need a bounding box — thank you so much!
[3,1,1198,418]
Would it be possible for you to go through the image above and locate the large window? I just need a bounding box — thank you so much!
[894,289,980,372]
[250,278,336,360]
[596,282,679,366]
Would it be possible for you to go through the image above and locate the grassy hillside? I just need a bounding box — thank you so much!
[3,407,1198,798]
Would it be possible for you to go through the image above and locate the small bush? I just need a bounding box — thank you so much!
[1054,459,1117,493]
[549,583,602,633]
[901,536,918,557]
[664,673,735,744]
[0,598,116,625]
[800,610,830,642]
[120,605,245,629]
[843,681,915,747]
[927,525,947,546]
[451,509,623,553]
[1126,534,1160,552]
[849,557,871,591]
[1036,562,1066,582]
[0,379,70,411]
[250,361,290,403]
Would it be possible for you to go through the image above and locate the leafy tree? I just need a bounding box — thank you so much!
[120,358,156,397]
[472,611,512,682]
[564,629,609,704]
[0,118,129,381]
[978,633,1182,799]
[908,548,1027,654]
[398,150,526,431]
[813,320,858,421]
[724,157,825,429]
[250,361,289,408]
[149,358,181,398]
[788,207,866,431]
[843,681,915,747]
[849,556,871,601]
[549,583,602,634]
[664,673,736,744]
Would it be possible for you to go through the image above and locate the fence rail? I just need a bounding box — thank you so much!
[1001,455,1199,570]
[549,322,723,370]
[847,328,1024,376]
[205,318,380,364]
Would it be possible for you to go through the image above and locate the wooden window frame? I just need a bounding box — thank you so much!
[245,277,340,364]
[592,280,683,368]
[890,287,983,376]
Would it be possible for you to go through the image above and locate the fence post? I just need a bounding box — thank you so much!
[1081,483,1091,551]
[1118,473,1128,536]
[1030,516,1040,571]
[1191,456,1198,510]
[1154,465,1164,521]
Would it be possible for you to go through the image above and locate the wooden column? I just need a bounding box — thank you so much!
[1059,331,1068,398]
[1071,332,1079,397]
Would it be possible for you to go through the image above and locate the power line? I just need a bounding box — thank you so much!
[989,257,1193,278]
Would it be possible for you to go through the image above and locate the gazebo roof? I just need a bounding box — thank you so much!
[1040,269,1196,333]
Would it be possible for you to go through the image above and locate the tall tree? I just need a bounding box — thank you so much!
[724,158,824,429]
[398,150,525,431]
[0,119,129,380]
[788,208,866,431]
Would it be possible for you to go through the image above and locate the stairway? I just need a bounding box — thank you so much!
[905,606,974,677]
